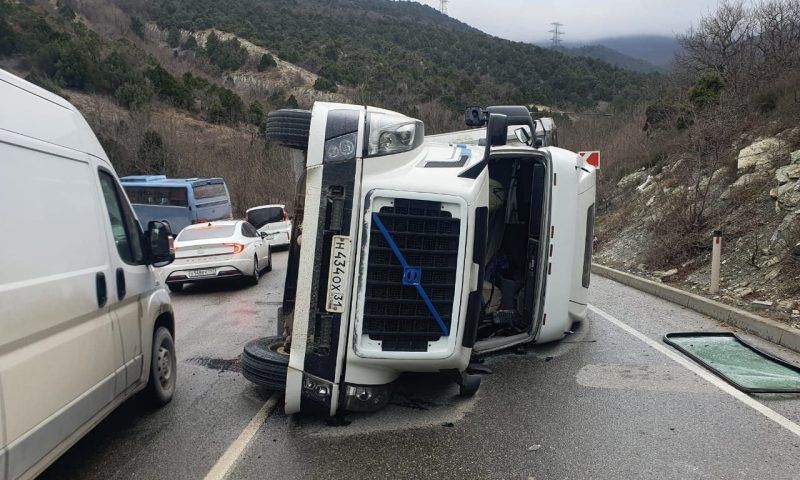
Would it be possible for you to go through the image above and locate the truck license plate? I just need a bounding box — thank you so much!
[326,235,351,313]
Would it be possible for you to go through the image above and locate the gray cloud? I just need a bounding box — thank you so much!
[414,0,722,42]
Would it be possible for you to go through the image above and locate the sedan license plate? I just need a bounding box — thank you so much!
[187,268,216,278]
[326,235,351,313]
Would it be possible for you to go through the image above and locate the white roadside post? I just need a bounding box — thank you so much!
[710,229,722,294]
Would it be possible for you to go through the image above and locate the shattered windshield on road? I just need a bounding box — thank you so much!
[667,334,800,392]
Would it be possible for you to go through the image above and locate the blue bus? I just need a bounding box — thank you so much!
[120,176,233,234]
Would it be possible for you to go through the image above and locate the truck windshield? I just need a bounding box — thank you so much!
[247,207,283,229]
[124,186,188,207]
[177,225,236,241]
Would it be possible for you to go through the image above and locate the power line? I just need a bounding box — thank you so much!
[548,22,564,48]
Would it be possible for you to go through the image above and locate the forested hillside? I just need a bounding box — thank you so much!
[129,0,650,112]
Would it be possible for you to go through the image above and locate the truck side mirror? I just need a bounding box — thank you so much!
[514,127,531,145]
[146,220,175,267]
[486,113,508,147]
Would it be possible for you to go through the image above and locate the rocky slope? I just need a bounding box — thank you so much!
[596,130,800,327]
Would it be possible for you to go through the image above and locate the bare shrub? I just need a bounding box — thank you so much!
[414,101,461,134]
[678,0,800,94]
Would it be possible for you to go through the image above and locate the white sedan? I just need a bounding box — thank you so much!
[162,220,272,292]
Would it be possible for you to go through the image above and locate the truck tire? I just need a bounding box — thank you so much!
[265,109,311,150]
[241,336,288,390]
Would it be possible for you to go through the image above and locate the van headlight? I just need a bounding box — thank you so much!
[366,113,424,157]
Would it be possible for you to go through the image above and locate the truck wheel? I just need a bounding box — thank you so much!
[145,327,176,406]
[265,109,311,150]
[241,336,288,390]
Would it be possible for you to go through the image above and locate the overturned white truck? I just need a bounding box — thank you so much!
[242,103,597,416]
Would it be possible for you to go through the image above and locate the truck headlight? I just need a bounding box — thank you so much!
[366,113,423,157]
[323,132,358,162]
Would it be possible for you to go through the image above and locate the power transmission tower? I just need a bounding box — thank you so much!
[439,0,448,15]
[549,22,564,48]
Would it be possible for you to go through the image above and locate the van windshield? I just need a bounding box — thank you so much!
[177,225,236,241]
[247,207,283,229]
[124,186,188,207]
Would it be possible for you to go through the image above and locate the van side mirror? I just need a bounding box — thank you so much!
[146,220,174,267]
[486,113,508,147]
[259,231,268,239]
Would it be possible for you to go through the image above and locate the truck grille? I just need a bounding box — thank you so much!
[363,198,460,352]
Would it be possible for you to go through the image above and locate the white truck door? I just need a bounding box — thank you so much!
[285,103,366,416]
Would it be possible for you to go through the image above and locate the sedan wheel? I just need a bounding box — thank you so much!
[249,256,260,285]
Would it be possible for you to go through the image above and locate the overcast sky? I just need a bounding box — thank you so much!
[415,0,722,42]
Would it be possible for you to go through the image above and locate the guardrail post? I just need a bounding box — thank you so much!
[710,229,722,294]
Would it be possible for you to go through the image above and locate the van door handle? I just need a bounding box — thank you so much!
[96,272,107,308]
[116,268,126,300]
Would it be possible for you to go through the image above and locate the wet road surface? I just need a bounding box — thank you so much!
[41,258,800,479]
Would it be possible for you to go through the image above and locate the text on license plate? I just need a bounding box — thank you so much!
[187,268,216,278]
[326,235,351,313]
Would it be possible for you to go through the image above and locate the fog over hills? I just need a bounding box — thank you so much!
[578,35,679,67]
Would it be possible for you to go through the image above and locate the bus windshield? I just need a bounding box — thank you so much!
[193,183,227,200]
[124,186,188,207]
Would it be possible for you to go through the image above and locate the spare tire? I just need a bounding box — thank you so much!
[241,336,289,390]
[265,109,312,150]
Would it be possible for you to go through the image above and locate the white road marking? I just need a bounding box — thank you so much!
[588,305,800,438]
[204,391,282,480]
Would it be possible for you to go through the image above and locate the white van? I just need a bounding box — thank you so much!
[0,69,177,480]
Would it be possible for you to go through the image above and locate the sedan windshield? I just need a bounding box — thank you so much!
[177,224,236,241]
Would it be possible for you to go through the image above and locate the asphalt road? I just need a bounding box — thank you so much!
[41,253,800,479]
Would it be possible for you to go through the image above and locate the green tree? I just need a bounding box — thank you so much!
[285,94,299,109]
[688,71,724,110]
[257,53,276,71]
[166,27,181,48]
[313,76,337,93]
[201,32,248,71]
[145,65,193,108]
[182,35,197,51]
[248,100,264,125]
[0,19,17,55]
[115,82,153,110]
[130,16,145,39]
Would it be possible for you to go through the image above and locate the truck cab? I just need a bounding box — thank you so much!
[257,102,596,416]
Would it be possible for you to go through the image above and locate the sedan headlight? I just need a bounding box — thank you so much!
[366,113,424,157]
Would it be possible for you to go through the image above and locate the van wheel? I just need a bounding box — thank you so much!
[265,109,311,150]
[241,336,288,390]
[167,282,184,293]
[249,256,260,285]
[146,327,176,406]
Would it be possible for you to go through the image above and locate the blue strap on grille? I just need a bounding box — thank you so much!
[371,212,450,336]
